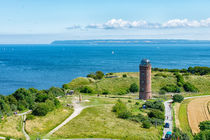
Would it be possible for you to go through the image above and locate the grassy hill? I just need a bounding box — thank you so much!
[63,71,210,95]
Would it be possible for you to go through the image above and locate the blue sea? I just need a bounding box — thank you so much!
[0,43,210,95]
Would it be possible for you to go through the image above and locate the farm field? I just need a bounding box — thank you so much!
[187,96,210,134]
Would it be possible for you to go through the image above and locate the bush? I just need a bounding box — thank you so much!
[122,74,127,77]
[112,100,126,112]
[32,103,50,116]
[194,130,210,140]
[135,102,140,105]
[172,94,184,103]
[142,120,151,128]
[95,71,104,79]
[188,66,210,75]
[173,127,190,140]
[80,86,94,94]
[48,87,65,97]
[149,118,164,125]
[112,100,131,119]
[117,89,129,95]
[129,83,139,93]
[128,100,132,103]
[199,121,210,131]
[26,114,35,120]
[183,82,199,92]
[102,90,109,95]
[159,90,166,95]
[148,110,164,120]
[154,73,168,78]
[117,110,132,119]
[143,100,164,112]
[161,84,181,93]
[87,71,104,80]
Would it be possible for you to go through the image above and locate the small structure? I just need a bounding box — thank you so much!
[66,90,74,95]
[139,59,152,100]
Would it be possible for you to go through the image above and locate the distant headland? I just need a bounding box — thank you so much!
[51,39,210,45]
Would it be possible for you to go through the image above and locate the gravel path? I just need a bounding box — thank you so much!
[22,115,30,140]
[162,95,210,139]
[45,98,87,138]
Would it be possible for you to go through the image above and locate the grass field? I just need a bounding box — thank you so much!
[65,71,177,95]
[178,99,193,139]
[0,115,24,139]
[25,96,74,138]
[52,96,162,140]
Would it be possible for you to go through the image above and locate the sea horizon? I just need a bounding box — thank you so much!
[0,40,210,95]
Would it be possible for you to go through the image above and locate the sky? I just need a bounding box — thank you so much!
[0,0,210,44]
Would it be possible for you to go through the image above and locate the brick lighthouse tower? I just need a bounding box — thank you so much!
[139,59,152,100]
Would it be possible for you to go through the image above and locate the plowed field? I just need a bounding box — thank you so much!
[187,96,210,134]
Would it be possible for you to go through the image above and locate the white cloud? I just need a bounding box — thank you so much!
[67,18,210,30]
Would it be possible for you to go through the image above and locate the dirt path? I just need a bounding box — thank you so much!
[22,115,30,140]
[187,96,210,134]
[45,97,87,138]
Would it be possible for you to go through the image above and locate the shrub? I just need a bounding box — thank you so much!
[148,110,164,120]
[128,100,132,103]
[26,114,35,120]
[183,82,199,92]
[122,74,127,77]
[142,119,151,128]
[32,103,49,116]
[118,89,129,95]
[87,73,96,79]
[172,94,184,103]
[112,100,131,119]
[154,73,168,78]
[173,127,190,140]
[135,102,140,105]
[112,100,126,112]
[117,110,132,119]
[87,71,104,80]
[159,90,166,95]
[62,84,70,89]
[161,84,181,93]
[80,86,94,94]
[143,100,164,112]
[149,118,164,125]
[129,83,139,93]
[35,93,48,102]
[194,130,210,140]
[199,121,210,131]
[102,90,109,95]
[48,87,65,97]
[129,113,146,123]
[95,71,104,79]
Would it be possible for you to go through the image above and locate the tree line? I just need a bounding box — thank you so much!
[0,87,65,119]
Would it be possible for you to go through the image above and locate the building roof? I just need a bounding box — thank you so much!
[141,59,150,66]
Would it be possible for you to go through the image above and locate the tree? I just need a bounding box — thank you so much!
[80,86,94,93]
[129,83,139,93]
[148,110,164,120]
[183,82,198,92]
[122,74,127,77]
[172,94,184,103]
[95,71,104,79]
[32,103,49,116]
[199,121,210,131]
[142,120,151,128]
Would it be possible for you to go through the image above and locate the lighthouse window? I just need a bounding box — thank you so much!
[141,88,144,92]
[141,80,144,84]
